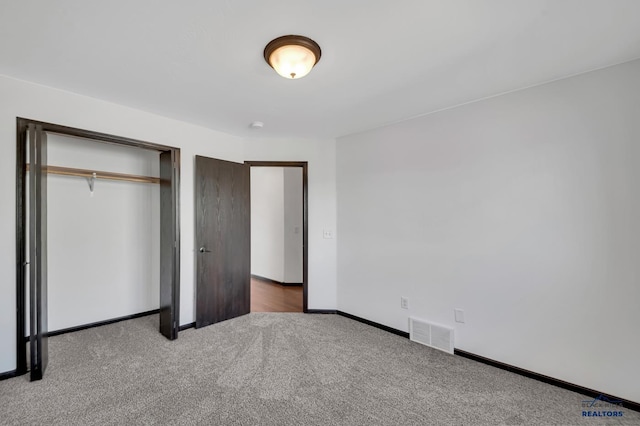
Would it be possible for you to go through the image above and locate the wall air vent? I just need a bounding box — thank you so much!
[409,317,454,354]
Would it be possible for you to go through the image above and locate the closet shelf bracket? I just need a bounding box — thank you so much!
[87,172,96,194]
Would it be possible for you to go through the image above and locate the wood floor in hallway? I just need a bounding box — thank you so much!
[250,277,303,312]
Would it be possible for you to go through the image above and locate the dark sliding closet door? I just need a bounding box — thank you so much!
[159,150,180,340]
[28,124,48,381]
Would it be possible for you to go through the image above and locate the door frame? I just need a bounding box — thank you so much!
[15,118,181,377]
[245,161,309,313]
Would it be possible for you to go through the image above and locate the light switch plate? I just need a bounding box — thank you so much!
[454,309,465,323]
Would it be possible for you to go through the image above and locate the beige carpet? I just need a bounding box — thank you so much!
[0,313,637,425]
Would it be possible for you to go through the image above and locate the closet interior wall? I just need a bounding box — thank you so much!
[25,133,160,334]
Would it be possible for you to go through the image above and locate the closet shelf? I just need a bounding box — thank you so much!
[26,164,160,184]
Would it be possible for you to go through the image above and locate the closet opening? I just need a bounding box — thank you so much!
[15,118,180,381]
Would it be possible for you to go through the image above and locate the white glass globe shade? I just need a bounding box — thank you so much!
[268,44,317,79]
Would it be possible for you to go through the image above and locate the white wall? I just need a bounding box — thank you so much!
[283,167,303,283]
[337,59,640,403]
[251,167,285,282]
[244,138,337,309]
[46,134,159,331]
[0,74,244,374]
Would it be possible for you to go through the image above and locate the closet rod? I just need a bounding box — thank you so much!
[26,164,160,184]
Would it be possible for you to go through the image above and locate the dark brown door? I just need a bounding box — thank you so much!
[195,156,250,328]
[28,124,48,381]
[159,150,180,340]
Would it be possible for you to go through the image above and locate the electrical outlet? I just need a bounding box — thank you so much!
[323,229,333,239]
[400,297,409,309]
[454,308,465,323]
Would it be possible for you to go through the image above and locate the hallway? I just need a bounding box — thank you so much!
[250,277,303,312]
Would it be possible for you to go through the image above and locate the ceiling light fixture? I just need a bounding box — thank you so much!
[264,35,321,79]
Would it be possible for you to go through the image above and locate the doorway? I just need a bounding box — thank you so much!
[15,118,181,380]
[193,158,309,328]
[246,161,308,313]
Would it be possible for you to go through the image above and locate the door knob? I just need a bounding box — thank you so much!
[199,247,212,253]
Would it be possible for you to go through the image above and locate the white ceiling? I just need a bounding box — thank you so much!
[1,0,640,139]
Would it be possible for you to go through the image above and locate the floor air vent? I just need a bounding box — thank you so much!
[409,317,454,354]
